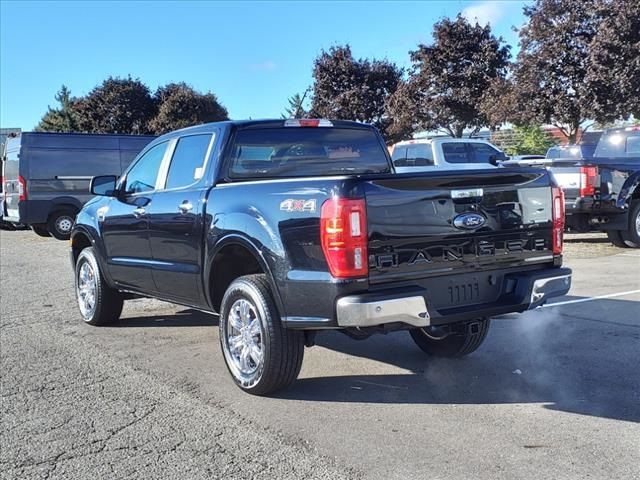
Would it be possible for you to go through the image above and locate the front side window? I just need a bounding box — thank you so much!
[442,143,471,164]
[469,143,500,164]
[228,127,390,178]
[124,142,167,194]
[164,134,213,189]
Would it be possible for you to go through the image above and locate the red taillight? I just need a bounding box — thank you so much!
[18,175,27,202]
[320,197,368,278]
[552,187,565,255]
[579,166,597,197]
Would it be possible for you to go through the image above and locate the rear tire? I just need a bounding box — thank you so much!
[48,209,77,240]
[606,229,628,248]
[32,224,51,237]
[75,247,124,326]
[620,201,640,248]
[410,318,490,358]
[219,274,304,396]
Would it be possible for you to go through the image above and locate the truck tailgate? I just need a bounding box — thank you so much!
[364,170,555,286]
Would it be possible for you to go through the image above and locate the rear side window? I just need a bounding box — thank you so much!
[124,142,167,194]
[626,136,640,155]
[228,128,390,178]
[442,143,471,164]
[469,143,500,163]
[165,134,213,189]
[392,144,434,167]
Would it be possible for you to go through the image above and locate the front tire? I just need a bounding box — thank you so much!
[219,274,304,395]
[48,209,76,240]
[620,200,640,248]
[410,318,490,357]
[75,247,124,326]
[32,224,51,237]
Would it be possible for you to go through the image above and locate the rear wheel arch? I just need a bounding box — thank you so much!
[207,236,284,316]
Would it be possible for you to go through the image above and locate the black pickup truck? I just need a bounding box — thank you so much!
[513,126,640,247]
[70,119,571,395]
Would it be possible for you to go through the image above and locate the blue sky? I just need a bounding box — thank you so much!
[1,0,529,130]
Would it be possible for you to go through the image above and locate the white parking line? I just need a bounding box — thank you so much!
[617,253,640,257]
[543,289,640,308]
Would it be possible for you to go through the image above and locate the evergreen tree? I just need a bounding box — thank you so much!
[35,85,80,132]
[282,91,309,119]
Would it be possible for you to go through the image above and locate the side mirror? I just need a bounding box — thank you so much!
[488,154,509,166]
[90,175,118,196]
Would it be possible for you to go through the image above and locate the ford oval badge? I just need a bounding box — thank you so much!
[453,212,486,230]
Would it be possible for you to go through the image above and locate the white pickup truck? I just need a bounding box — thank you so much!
[391,138,508,172]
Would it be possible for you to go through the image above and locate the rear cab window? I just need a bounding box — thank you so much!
[228,127,390,179]
[392,144,434,167]
[595,129,640,158]
[442,143,471,164]
[626,135,640,155]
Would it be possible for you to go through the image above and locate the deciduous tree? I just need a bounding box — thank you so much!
[74,76,157,134]
[309,45,407,143]
[511,0,603,143]
[506,125,556,156]
[149,82,229,134]
[388,15,510,138]
[585,0,640,122]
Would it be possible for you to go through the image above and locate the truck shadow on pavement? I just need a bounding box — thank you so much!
[115,308,219,328]
[278,297,640,424]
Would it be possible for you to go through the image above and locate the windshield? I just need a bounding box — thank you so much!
[228,127,390,178]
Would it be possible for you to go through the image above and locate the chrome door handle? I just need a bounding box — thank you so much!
[132,207,146,218]
[178,201,193,214]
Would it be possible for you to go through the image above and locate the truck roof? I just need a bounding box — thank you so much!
[158,119,371,137]
[392,137,494,147]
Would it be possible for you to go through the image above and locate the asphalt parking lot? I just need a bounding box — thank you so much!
[1,230,639,480]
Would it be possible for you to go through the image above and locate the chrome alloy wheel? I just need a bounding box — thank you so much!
[635,209,640,236]
[77,261,98,319]
[224,299,265,380]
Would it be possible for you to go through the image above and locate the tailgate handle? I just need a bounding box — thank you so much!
[451,188,483,199]
[451,188,483,204]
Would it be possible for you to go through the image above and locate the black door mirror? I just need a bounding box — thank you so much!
[90,175,118,196]
[488,154,509,166]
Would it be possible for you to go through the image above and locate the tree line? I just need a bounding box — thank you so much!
[38,0,638,144]
[37,79,229,135]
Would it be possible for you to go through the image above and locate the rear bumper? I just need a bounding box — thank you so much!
[283,267,571,330]
[1,200,50,225]
[335,268,571,328]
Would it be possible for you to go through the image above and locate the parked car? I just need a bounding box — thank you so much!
[508,126,640,246]
[70,119,571,395]
[390,138,508,172]
[2,132,156,239]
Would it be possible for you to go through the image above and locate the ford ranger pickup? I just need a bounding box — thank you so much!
[70,119,572,395]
